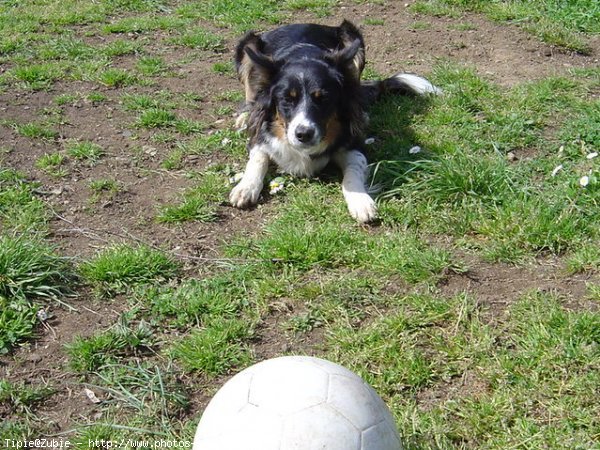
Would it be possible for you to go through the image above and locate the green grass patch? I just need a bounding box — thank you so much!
[325,290,600,448]
[567,243,600,274]
[284,0,336,17]
[228,182,455,281]
[35,152,67,177]
[0,297,38,354]
[87,92,109,104]
[157,171,228,223]
[172,27,225,51]
[173,118,205,135]
[98,68,138,88]
[102,39,141,57]
[0,168,47,232]
[329,294,492,395]
[80,243,179,295]
[177,129,246,158]
[411,0,598,53]
[176,0,281,31]
[54,93,79,106]
[103,15,189,34]
[211,61,235,76]
[169,318,254,376]
[0,233,74,352]
[35,36,95,61]
[87,362,190,417]
[0,234,73,303]
[137,275,247,329]
[122,92,164,111]
[371,64,600,262]
[215,90,244,102]
[0,380,55,414]
[66,319,155,372]
[89,178,120,196]
[137,108,177,128]
[136,56,168,76]
[13,122,59,140]
[10,63,64,90]
[66,140,104,163]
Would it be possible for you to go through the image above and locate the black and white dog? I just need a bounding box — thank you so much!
[230,20,440,223]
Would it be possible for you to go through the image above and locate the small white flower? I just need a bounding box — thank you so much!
[269,177,286,195]
[409,146,421,154]
[36,309,48,322]
[579,175,589,187]
[551,164,563,177]
[586,152,598,160]
[221,138,232,146]
[364,137,376,145]
[229,172,244,184]
[558,145,564,154]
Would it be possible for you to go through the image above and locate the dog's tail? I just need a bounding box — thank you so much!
[361,73,442,106]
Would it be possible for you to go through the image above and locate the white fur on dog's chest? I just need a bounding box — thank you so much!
[264,137,329,177]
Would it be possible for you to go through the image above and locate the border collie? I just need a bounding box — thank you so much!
[230,20,440,223]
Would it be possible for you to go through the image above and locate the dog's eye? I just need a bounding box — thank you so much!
[283,90,298,104]
[311,91,328,104]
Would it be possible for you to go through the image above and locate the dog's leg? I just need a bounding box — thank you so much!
[333,149,377,223]
[230,147,270,208]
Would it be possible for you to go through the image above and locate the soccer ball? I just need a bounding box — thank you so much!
[193,356,402,450]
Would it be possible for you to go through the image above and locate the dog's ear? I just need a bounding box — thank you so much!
[325,38,363,83]
[324,20,365,83]
[244,47,277,73]
[235,32,278,103]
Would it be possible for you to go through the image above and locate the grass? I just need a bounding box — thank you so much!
[80,244,180,296]
[0,168,47,232]
[1,0,599,446]
[36,152,67,177]
[227,182,456,281]
[171,27,225,51]
[10,63,64,90]
[0,171,75,352]
[169,318,254,376]
[157,171,229,223]
[370,64,599,262]
[98,68,138,87]
[89,178,120,195]
[13,122,59,140]
[411,0,599,53]
[66,318,155,372]
[137,276,247,329]
[136,56,169,76]
[0,380,55,414]
[66,140,104,163]
[0,235,73,303]
[137,108,177,128]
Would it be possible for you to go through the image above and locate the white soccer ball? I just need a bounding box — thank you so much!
[193,356,402,450]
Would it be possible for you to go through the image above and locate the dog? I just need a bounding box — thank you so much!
[229,20,440,223]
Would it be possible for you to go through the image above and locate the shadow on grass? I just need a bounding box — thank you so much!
[366,94,439,197]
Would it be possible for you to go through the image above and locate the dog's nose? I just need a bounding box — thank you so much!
[295,125,316,143]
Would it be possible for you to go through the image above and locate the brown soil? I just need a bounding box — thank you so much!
[1,0,598,437]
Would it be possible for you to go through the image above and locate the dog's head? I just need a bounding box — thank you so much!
[238,26,365,152]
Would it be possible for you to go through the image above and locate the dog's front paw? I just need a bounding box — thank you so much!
[230,182,262,208]
[346,193,377,223]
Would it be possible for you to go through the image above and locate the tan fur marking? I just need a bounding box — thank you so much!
[272,112,287,140]
[323,114,342,147]
[238,54,255,102]
[237,44,273,103]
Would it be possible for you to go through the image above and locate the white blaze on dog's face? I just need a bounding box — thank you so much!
[271,61,343,154]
